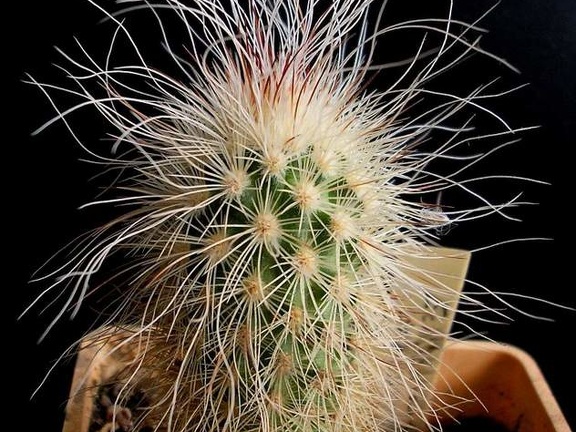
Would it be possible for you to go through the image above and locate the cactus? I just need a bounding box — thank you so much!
[28,1,527,431]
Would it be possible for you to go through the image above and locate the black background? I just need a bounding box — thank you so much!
[5,1,574,430]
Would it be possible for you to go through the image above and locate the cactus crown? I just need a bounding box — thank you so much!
[28,1,523,431]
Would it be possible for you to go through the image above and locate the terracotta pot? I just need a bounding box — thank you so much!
[62,333,571,432]
[433,341,571,432]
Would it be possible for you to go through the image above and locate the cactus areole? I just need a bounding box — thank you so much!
[28,1,523,431]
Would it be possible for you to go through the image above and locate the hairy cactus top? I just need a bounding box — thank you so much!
[28,1,526,431]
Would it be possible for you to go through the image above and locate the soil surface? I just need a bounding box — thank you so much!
[89,382,154,432]
[442,416,512,432]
